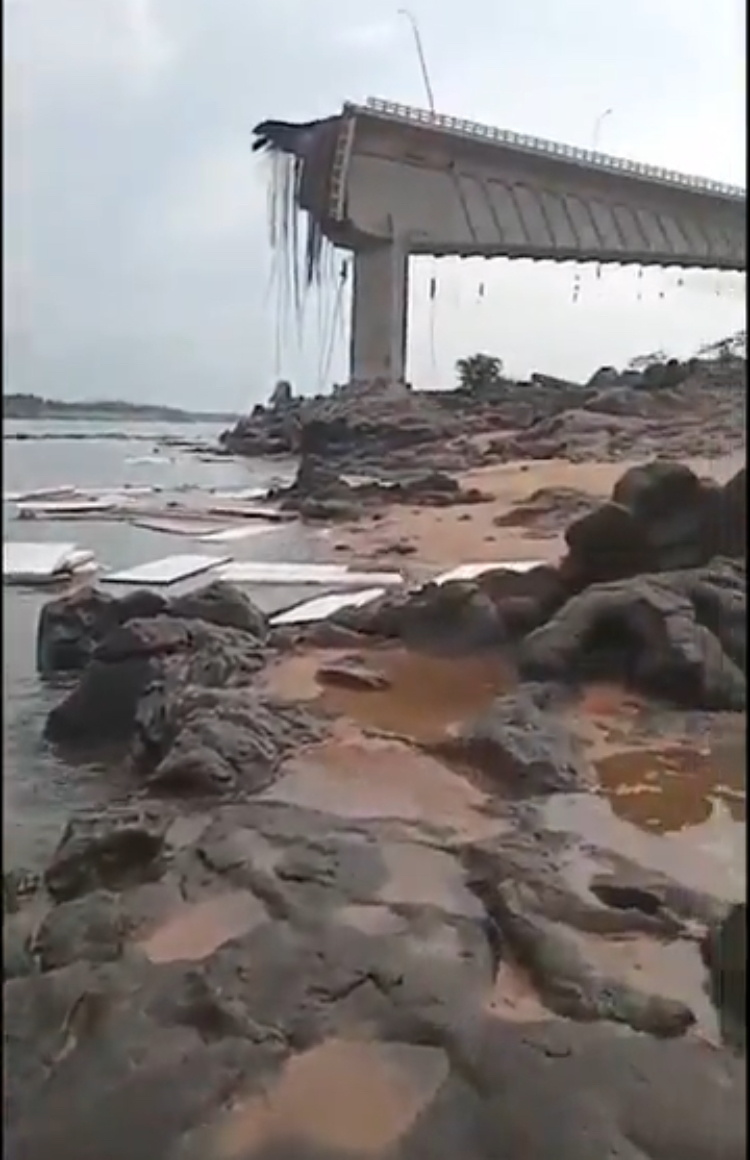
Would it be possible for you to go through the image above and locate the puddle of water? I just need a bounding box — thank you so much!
[263,734,504,840]
[544,794,745,902]
[213,1039,449,1157]
[593,744,745,835]
[557,685,746,900]
[268,647,514,745]
[138,890,267,964]
[568,929,721,1045]
[320,648,515,744]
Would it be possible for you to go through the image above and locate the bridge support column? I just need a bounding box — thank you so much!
[349,239,409,386]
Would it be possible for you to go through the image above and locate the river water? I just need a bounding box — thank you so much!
[2,419,326,868]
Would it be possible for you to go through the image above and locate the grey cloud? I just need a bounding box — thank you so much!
[3,0,745,407]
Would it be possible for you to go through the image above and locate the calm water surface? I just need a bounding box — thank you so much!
[2,420,325,867]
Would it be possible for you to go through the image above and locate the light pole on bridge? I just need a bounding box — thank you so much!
[592,107,614,152]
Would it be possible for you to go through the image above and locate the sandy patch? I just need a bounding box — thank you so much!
[138,891,267,964]
[214,1039,449,1157]
[329,453,743,568]
[262,731,502,841]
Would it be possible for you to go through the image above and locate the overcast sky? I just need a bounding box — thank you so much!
[3,0,746,409]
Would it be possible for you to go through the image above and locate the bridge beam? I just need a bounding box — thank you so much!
[349,239,409,386]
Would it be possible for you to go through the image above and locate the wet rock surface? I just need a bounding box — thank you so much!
[5,792,746,1160]
[7,447,747,1158]
[220,353,746,475]
[274,452,493,523]
[440,685,595,797]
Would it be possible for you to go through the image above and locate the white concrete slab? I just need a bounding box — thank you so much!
[217,562,403,587]
[3,542,95,585]
[4,486,78,504]
[131,518,228,537]
[16,499,117,519]
[197,524,280,544]
[102,553,231,587]
[433,560,543,584]
[210,487,269,501]
[271,587,386,626]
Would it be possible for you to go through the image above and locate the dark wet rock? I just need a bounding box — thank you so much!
[268,378,293,410]
[36,587,120,674]
[487,881,695,1035]
[5,793,747,1160]
[493,486,598,534]
[168,580,268,639]
[36,583,263,677]
[519,563,746,710]
[564,460,747,589]
[315,657,391,691]
[44,813,168,902]
[441,686,593,797]
[34,890,128,971]
[701,902,746,1047]
[277,451,491,522]
[132,687,320,796]
[335,579,505,652]
[35,587,172,676]
[4,917,37,980]
[563,501,652,587]
[716,467,747,559]
[45,616,267,747]
[476,564,568,636]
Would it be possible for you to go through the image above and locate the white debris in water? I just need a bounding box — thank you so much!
[271,587,385,626]
[217,562,403,587]
[3,542,97,586]
[433,560,543,584]
[198,524,281,544]
[15,498,117,519]
[102,553,231,587]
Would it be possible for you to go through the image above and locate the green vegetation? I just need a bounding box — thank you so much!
[456,353,504,391]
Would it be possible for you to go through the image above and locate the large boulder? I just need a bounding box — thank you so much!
[36,582,267,674]
[131,685,319,795]
[45,615,267,747]
[440,685,593,797]
[334,579,506,652]
[563,460,747,587]
[518,561,746,711]
[168,580,268,638]
[36,587,167,674]
[44,811,168,902]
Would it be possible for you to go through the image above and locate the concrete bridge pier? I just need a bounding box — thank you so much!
[349,238,409,386]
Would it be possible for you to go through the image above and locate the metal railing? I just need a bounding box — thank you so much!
[356,97,745,201]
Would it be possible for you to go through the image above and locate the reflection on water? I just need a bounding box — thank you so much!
[595,745,745,833]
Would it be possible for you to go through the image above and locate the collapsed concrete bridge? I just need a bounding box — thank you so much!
[253,98,746,386]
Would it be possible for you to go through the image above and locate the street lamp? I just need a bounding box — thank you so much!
[592,107,613,152]
[397,9,436,112]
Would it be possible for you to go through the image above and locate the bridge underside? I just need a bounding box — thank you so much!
[254,101,746,385]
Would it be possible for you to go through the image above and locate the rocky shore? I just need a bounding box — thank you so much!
[221,354,746,477]
[4,449,746,1159]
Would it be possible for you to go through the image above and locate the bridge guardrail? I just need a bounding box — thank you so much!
[357,97,745,201]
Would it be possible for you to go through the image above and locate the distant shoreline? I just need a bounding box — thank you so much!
[3,394,237,423]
